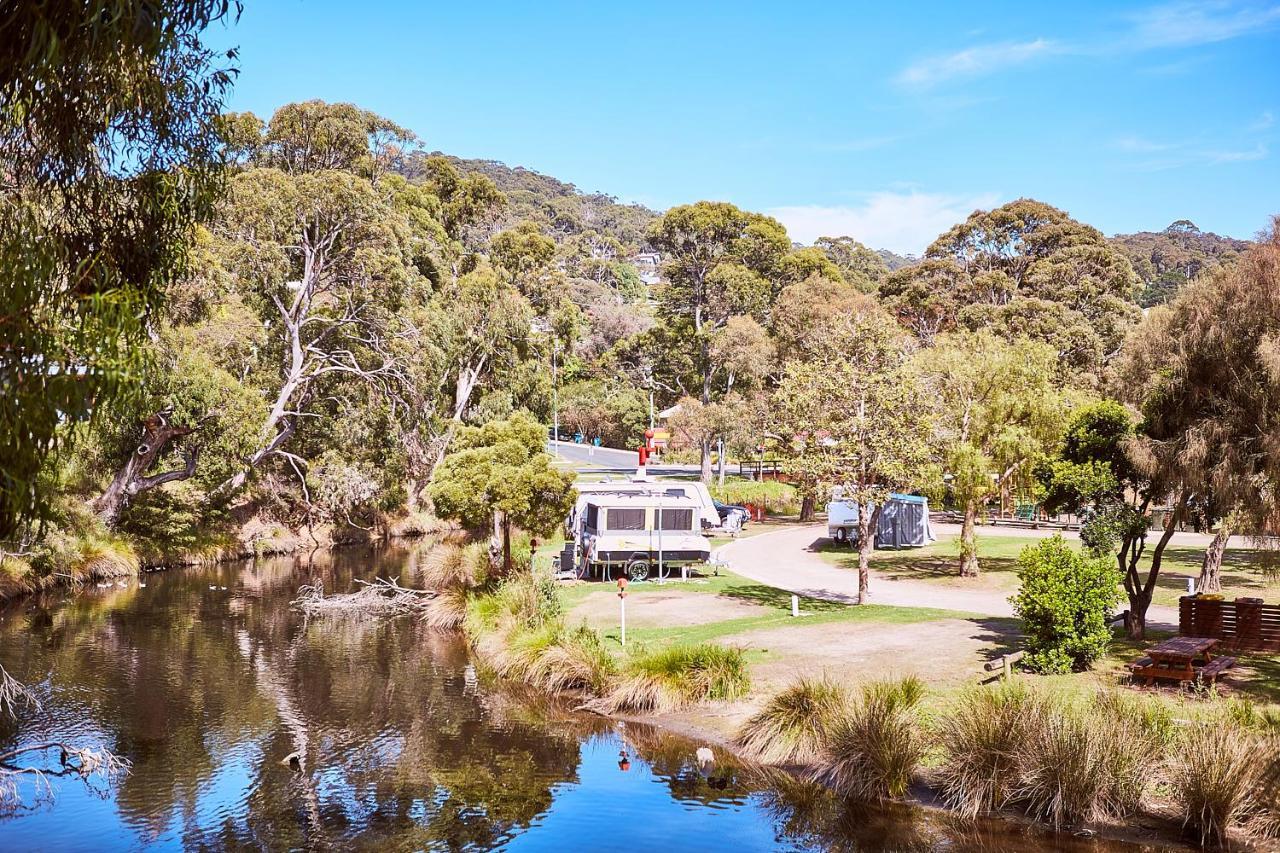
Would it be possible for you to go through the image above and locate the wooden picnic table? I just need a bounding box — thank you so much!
[1129,636,1235,687]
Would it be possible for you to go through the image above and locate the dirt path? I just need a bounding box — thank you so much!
[718,523,1180,630]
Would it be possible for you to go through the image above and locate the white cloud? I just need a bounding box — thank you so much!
[769,191,1001,256]
[1207,142,1269,162]
[895,2,1280,90]
[1251,110,1276,130]
[1129,1,1280,47]
[896,39,1057,88]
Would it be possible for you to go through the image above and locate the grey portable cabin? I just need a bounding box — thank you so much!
[827,493,934,548]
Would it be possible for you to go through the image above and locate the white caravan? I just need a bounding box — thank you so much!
[567,491,711,581]
[569,476,720,535]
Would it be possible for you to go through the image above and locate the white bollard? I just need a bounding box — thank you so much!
[1187,577,1196,595]
[791,594,799,617]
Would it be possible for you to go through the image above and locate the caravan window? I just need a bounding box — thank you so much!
[583,504,599,532]
[657,508,694,531]
[606,508,646,530]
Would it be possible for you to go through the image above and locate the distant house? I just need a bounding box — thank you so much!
[632,251,662,285]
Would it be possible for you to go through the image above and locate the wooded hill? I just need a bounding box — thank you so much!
[1111,220,1253,307]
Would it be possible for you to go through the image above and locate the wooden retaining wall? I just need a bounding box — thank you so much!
[1178,596,1280,652]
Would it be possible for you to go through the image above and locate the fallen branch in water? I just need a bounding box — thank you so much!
[292,577,437,619]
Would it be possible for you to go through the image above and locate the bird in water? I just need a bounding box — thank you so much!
[282,752,302,772]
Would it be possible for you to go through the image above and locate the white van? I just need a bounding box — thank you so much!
[572,492,711,581]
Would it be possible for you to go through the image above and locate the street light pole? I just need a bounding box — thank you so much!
[552,340,559,458]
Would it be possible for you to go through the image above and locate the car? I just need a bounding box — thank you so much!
[547,426,574,441]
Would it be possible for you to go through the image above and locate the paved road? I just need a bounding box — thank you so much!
[548,440,701,476]
[718,523,1179,630]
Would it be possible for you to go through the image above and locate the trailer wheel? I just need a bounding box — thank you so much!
[833,528,849,545]
[626,557,651,582]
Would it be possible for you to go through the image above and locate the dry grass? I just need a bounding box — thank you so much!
[1168,722,1263,847]
[736,675,849,765]
[812,676,924,801]
[934,682,1044,819]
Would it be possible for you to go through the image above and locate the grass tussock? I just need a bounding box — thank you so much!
[1168,722,1265,847]
[932,686,1163,827]
[424,585,469,630]
[812,676,924,801]
[736,675,849,765]
[594,643,750,714]
[935,682,1044,819]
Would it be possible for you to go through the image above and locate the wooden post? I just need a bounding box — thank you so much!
[617,576,629,647]
[983,650,1025,682]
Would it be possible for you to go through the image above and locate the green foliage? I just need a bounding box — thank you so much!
[599,642,750,713]
[1,0,236,537]
[1112,220,1251,308]
[1010,535,1122,673]
[430,411,576,540]
[882,199,1141,379]
[710,479,796,506]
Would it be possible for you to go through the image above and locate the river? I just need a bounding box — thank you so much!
[0,541,1168,851]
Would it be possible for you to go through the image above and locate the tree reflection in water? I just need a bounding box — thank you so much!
[0,542,1158,851]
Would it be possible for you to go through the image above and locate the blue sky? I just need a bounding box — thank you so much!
[207,1,1278,254]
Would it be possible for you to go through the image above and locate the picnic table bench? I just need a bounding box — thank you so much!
[1128,636,1237,687]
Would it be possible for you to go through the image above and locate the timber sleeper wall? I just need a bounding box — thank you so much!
[1178,596,1280,652]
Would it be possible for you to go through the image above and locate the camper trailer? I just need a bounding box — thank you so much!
[827,493,934,548]
[565,491,711,581]
[569,477,722,534]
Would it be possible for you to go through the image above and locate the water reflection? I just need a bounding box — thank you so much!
[0,543,1160,851]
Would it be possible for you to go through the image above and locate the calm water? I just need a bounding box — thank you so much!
[0,542,1165,851]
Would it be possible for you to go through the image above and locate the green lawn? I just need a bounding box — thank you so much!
[559,567,977,653]
[817,532,1280,608]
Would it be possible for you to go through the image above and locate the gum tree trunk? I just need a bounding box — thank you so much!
[93,410,200,526]
[1198,522,1231,594]
[856,503,882,605]
[959,500,980,577]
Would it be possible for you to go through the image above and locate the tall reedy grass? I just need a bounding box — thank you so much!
[1169,722,1265,847]
[811,676,924,801]
[934,681,1044,819]
[736,675,849,765]
[594,643,750,714]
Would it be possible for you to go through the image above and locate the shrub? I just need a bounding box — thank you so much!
[1009,535,1122,673]
[935,682,1043,819]
[1168,722,1260,847]
[736,676,849,764]
[596,643,749,714]
[812,676,924,801]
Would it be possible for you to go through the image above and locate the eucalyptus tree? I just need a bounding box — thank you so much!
[881,199,1141,380]
[1109,220,1280,634]
[206,104,433,499]
[646,201,790,480]
[775,313,933,602]
[814,236,891,292]
[0,0,237,538]
[921,331,1071,576]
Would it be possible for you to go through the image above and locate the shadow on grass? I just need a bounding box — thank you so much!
[966,617,1023,666]
[1228,652,1280,703]
[717,580,845,613]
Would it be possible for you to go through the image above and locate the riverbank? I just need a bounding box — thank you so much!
[0,508,451,603]
[434,525,1280,850]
